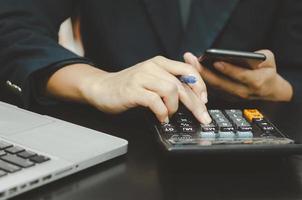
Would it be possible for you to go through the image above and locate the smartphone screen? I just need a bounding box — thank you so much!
[199,49,266,69]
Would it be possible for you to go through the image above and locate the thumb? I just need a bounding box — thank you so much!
[255,49,276,69]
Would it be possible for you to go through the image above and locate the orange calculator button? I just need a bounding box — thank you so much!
[243,109,264,122]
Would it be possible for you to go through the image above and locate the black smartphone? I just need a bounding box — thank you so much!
[199,49,266,69]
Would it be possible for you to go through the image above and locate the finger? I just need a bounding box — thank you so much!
[140,74,179,116]
[137,89,169,123]
[213,61,253,85]
[183,52,208,103]
[255,49,276,69]
[151,70,211,123]
[201,67,251,99]
[150,65,208,104]
[151,56,206,101]
[180,84,212,124]
[183,52,203,73]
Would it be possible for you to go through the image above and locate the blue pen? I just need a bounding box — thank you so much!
[179,75,197,84]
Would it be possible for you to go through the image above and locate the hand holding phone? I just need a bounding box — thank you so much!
[183,49,293,101]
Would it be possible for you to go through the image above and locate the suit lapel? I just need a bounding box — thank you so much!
[180,0,239,57]
[142,0,182,58]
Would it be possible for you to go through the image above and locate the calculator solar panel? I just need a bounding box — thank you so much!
[154,109,298,154]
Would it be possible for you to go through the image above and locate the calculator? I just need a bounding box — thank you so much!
[154,109,297,154]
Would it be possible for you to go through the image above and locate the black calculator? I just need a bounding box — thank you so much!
[154,109,296,154]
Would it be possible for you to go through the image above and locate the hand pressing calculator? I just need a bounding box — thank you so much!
[154,109,296,154]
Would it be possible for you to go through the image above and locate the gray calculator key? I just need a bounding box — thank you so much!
[217,121,232,127]
[225,109,242,115]
[215,117,227,123]
[200,131,216,138]
[237,131,253,138]
[235,120,250,126]
[218,132,236,138]
[0,160,21,173]
[228,113,242,119]
[220,126,235,132]
[238,126,252,132]
[209,110,223,114]
[1,154,35,168]
[209,110,225,119]
[201,123,217,132]
[232,117,246,124]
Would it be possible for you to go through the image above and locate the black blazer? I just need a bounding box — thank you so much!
[0,0,301,106]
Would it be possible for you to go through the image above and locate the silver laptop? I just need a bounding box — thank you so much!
[0,101,128,199]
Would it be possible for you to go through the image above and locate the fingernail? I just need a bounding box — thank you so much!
[163,116,169,124]
[201,92,208,103]
[202,112,212,124]
[214,62,224,70]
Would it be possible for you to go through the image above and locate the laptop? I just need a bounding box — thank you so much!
[0,101,128,199]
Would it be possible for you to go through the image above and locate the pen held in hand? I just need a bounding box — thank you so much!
[179,75,197,84]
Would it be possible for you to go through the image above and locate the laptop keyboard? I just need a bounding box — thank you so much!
[0,140,50,177]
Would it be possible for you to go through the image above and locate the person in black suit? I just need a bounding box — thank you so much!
[0,0,300,124]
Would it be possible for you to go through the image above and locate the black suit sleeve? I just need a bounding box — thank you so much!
[269,0,302,102]
[0,0,92,107]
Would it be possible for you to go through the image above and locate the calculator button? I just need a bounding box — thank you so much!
[218,132,236,138]
[178,122,192,127]
[180,127,195,134]
[161,124,177,134]
[232,117,246,124]
[201,124,217,132]
[176,117,192,123]
[220,126,235,132]
[261,126,275,132]
[238,126,252,132]
[237,131,253,138]
[215,117,227,123]
[254,119,275,133]
[225,109,242,115]
[243,109,264,122]
[236,120,251,126]
[255,119,269,127]
[228,113,241,119]
[209,110,223,114]
[200,131,216,138]
[217,121,232,127]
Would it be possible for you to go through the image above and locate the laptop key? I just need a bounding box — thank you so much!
[18,150,37,159]
[0,151,6,157]
[0,170,7,177]
[1,154,34,168]
[30,155,50,164]
[0,160,21,173]
[5,146,24,154]
[0,141,12,150]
